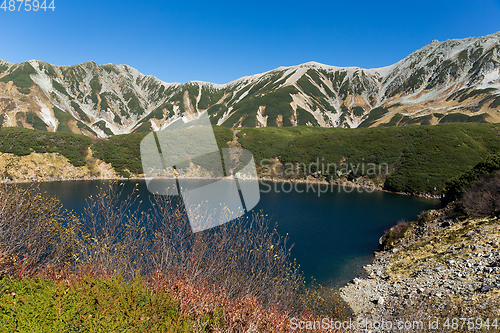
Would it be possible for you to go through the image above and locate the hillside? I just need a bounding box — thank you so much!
[1,123,500,195]
[0,32,499,136]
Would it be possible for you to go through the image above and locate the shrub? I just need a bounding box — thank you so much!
[60,181,308,313]
[76,182,148,280]
[149,195,304,312]
[462,170,500,217]
[0,127,92,167]
[0,182,348,330]
[0,181,347,331]
[445,153,500,203]
[91,132,148,175]
[0,183,79,277]
[380,219,410,249]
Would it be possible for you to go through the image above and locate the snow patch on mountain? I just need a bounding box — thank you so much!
[36,98,57,131]
[480,69,500,89]
[30,68,53,96]
[284,67,309,86]
[256,106,267,127]
[235,89,250,104]
[217,106,234,126]
[367,63,398,78]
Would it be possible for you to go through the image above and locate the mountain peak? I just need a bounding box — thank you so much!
[1,32,499,135]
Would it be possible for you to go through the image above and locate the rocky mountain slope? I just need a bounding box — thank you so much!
[1,32,499,137]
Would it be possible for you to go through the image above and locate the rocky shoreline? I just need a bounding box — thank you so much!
[340,208,500,327]
[0,151,442,200]
[4,171,440,200]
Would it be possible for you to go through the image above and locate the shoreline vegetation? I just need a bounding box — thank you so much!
[0,181,351,332]
[2,122,500,197]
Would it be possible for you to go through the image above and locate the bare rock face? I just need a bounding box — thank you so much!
[0,151,119,182]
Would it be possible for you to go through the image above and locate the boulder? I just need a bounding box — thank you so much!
[481,284,495,293]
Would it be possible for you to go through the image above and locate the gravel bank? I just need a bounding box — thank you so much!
[340,210,500,326]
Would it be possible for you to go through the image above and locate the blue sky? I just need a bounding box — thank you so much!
[1,0,499,84]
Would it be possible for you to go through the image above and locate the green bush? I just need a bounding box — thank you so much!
[0,127,92,167]
[379,220,410,249]
[461,170,500,217]
[445,153,500,202]
[0,275,190,332]
[91,132,148,175]
[0,184,79,276]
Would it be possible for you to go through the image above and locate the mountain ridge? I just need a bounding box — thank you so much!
[1,31,499,137]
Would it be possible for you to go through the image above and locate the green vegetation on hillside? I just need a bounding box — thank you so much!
[225,86,298,127]
[358,107,388,128]
[439,113,483,124]
[0,127,91,167]
[0,125,233,178]
[445,153,500,202]
[490,96,500,108]
[94,120,114,136]
[92,132,148,177]
[52,80,69,96]
[25,112,47,131]
[0,63,9,73]
[71,101,91,123]
[2,123,500,194]
[379,113,404,127]
[124,91,144,116]
[237,123,500,194]
[91,126,232,177]
[379,112,489,128]
[0,63,36,89]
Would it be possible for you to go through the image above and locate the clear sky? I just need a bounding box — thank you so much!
[1,0,499,84]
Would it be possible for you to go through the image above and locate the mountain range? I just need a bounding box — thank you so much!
[1,31,499,137]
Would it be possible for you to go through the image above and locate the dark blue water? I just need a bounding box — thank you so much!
[35,179,440,287]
